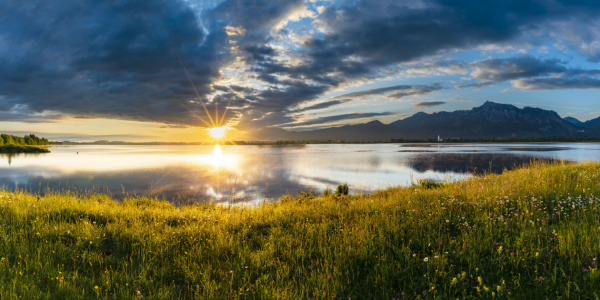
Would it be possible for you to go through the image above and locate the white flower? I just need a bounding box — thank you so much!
[424,257,429,262]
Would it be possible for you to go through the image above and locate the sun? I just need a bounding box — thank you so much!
[207,126,228,140]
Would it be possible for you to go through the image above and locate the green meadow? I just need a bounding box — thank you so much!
[1,161,600,299]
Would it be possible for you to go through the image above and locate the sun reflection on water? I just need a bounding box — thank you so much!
[212,144,223,168]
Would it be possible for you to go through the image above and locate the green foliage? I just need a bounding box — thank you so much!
[336,183,349,196]
[322,187,333,196]
[0,133,49,146]
[1,162,600,298]
[0,133,50,153]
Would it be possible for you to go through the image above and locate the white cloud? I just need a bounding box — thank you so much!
[274,5,317,30]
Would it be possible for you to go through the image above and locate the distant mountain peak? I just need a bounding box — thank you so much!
[564,117,584,127]
[365,120,384,126]
[478,101,515,109]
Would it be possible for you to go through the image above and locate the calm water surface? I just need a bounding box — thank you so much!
[1,143,599,204]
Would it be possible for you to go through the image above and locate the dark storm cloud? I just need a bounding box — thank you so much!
[0,0,226,126]
[285,112,395,128]
[470,56,568,82]
[293,0,600,80]
[3,0,600,130]
[467,55,600,90]
[236,0,600,128]
[414,101,446,108]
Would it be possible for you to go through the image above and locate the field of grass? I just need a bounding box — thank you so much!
[1,161,600,299]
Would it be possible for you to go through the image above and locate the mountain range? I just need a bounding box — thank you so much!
[243,101,597,141]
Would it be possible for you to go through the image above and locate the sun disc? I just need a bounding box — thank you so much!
[208,126,227,139]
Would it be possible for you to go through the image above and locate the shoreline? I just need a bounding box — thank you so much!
[0,144,50,153]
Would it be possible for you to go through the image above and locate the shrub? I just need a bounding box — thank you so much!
[336,183,349,196]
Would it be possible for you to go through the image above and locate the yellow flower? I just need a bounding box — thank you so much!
[94,286,99,290]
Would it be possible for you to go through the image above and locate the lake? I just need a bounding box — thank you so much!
[1,143,599,204]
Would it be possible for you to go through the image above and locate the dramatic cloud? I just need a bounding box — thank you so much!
[467,56,600,90]
[2,0,600,132]
[234,0,600,128]
[0,0,226,126]
[470,56,567,82]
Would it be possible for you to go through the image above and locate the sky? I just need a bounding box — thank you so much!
[1,0,600,142]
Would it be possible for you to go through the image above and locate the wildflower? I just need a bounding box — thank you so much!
[461,271,467,279]
[94,286,99,290]
[477,277,482,285]
[424,257,429,262]
[498,246,503,254]
[451,277,458,285]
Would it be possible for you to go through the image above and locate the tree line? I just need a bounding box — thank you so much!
[0,133,50,146]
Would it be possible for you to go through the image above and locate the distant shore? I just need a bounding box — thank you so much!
[50,136,600,146]
[0,144,50,153]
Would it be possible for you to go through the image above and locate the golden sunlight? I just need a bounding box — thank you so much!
[207,126,228,140]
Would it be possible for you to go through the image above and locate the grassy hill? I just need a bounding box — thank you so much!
[1,161,600,298]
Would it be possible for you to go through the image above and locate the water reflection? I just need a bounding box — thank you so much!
[406,153,562,174]
[0,143,597,204]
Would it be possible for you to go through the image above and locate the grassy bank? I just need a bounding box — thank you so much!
[1,162,600,299]
[0,144,50,153]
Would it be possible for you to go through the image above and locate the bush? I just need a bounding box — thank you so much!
[336,183,349,196]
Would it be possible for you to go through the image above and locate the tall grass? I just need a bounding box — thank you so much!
[1,161,600,299]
